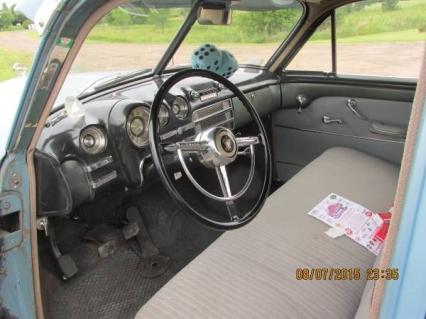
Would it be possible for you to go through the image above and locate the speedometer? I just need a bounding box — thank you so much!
[127,106,149,147]
[172,96,189,120]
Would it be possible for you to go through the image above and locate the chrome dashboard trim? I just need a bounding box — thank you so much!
[192,99,234,133]
[84,155,113,173]
[160,99,234,142]
[90,170,118,189]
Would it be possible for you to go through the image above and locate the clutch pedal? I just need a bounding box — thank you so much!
[43,218,78,280]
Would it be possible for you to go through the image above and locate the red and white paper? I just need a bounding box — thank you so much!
[308,193,389,255]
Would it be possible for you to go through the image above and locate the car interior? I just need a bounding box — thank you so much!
[32,0,424,318]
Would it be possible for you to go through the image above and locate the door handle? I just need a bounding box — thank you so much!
[346,98,368,120]
[322,115,343,124]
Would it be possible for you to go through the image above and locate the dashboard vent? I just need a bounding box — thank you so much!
[192,100,234,133]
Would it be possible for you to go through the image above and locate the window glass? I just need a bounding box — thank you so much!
[286,17,332,72]
[286,0,426,78]
[56,3,193,108]
[62,1,303,105]
[0,1,57,157]
[170,4,304,69]
[335,0,426,78]
[71,5,191,74]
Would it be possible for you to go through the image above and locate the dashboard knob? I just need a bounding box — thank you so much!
[79,126,107,154]
[190,90,200,100]
[82,134,96,148]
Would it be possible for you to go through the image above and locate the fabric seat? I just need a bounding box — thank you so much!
[136,147,400,319]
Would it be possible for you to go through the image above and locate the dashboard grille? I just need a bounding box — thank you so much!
[192,100,234,133]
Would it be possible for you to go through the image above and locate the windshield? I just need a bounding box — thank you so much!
[65,0,303,100]
[169,4,303,69]
[72,3,192,73]
[64,1,193,100]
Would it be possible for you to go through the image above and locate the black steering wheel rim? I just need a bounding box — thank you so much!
[149,69,272,230]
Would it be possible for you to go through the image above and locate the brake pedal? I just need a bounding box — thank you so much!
[122,221,139,240]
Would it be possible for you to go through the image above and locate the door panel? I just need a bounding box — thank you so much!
[272,78,415,181]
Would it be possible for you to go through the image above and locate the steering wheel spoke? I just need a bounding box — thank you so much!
[236,136,260,148]
[177,140,209,153]
[164,140,208,153]
[216,165,232,198]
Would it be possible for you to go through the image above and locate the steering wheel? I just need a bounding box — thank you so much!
[149,69,271,230]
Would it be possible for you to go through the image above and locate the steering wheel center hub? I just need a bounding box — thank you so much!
[196,127,237,168]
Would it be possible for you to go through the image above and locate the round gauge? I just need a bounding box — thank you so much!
[158,103,170,127]
[127,106,149,147]
[80,126,107,154]
[172,96,189,120]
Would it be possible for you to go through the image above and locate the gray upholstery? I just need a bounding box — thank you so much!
[136,147,400,319]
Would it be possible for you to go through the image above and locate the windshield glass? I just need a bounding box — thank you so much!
[169,3,303,69]
[73,3,192,73]
[65,1,193,100]
[67,0,303,101]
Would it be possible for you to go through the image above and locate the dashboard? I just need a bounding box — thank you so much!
[35,67,282,216]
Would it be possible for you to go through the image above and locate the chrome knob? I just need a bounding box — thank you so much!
[296,94,307,113]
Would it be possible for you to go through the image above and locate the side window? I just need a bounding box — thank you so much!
[335,0,425,78]
[286,0,426,79]
[287,17,332,72]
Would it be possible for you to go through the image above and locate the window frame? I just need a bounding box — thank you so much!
[264,0,308,70]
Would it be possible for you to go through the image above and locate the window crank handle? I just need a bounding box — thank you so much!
[297,94,307,114]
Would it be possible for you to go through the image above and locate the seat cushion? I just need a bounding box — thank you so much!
[136,147,400,319]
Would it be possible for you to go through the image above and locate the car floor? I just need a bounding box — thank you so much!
[40,185,222,319]
[39,159,275,319]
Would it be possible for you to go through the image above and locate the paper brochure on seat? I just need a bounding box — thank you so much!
[308,193,385,255]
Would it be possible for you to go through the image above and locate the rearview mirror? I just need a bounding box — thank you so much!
[198,6,232,25]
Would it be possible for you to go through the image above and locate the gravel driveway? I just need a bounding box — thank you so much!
[1,31,424,78]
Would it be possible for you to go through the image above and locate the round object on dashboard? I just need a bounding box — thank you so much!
[158,103,170,127]
[79,126,107,154]
[129,117,145,137]
[127,105,149,147]
[172,96,189,120]
[82,134,96,148]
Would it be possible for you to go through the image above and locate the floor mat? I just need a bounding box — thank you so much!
[45,197,221,319]
[47,221,219,319]
[48,247,176,319]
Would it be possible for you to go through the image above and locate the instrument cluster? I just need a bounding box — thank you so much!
[125,96,191,148]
